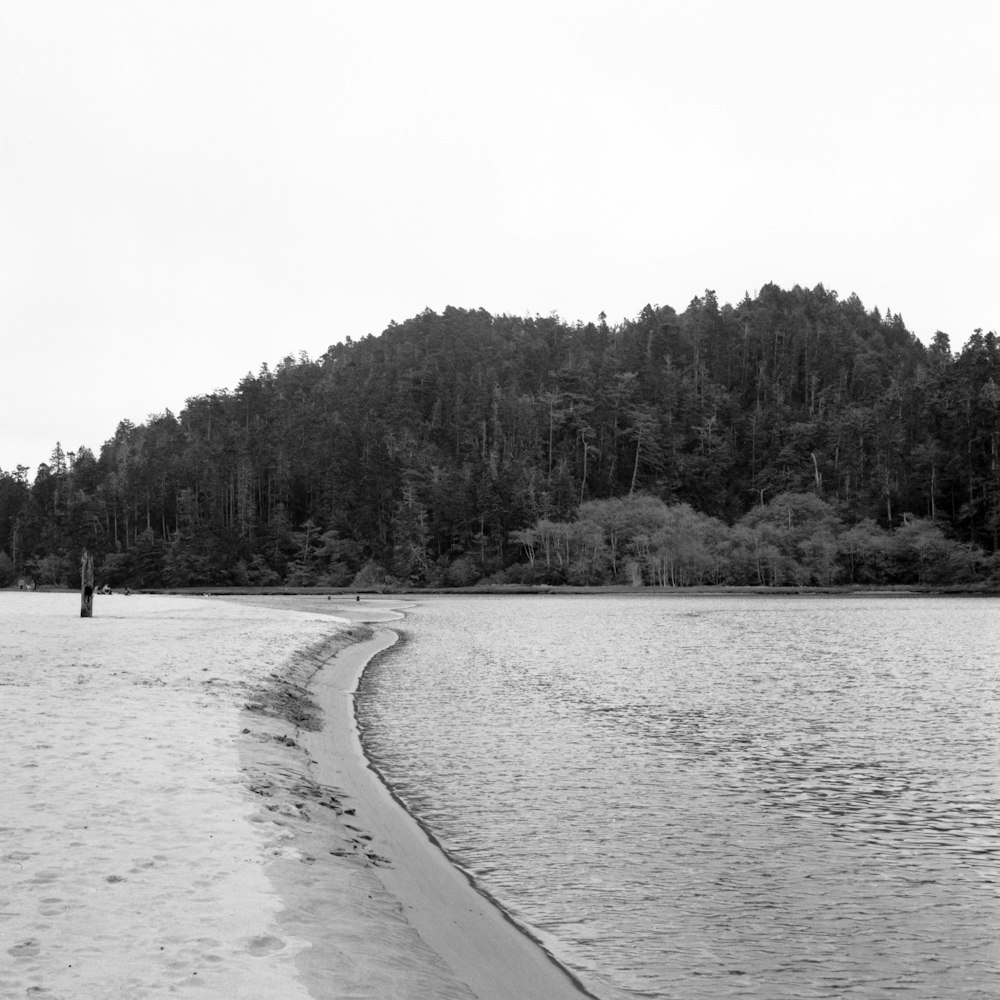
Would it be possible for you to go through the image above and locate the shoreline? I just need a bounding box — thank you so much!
[235,595,595,1000]
[136,582,1000,597]
[2,592,593,999]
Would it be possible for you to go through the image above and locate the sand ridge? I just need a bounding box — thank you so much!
[2,591,593,1000]
[0,592,475,998]
[224,594,594,1000]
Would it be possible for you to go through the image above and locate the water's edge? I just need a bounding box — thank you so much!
[229,593,598,1000]
[350,593,1000,1000]
[354,625,600,998]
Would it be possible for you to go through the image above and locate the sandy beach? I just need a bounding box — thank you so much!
[1,592,591,999]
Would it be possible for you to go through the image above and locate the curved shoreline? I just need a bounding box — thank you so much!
[296,604,596,1000]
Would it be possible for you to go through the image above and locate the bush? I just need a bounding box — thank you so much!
[245,554,282,587]
[317,562,355,587]
[445,554,481,587]
[889,518,971,584]
[351,560,390,589]
[29,553,71,587]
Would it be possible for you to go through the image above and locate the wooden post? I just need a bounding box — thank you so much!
[80,550,94,618]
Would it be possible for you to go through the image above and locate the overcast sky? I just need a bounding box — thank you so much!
[2,1,997,474]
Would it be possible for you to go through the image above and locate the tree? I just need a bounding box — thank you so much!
[285,519,323,586]
[738,492,841,585]
[392,485,430,582]
[641,503,727,586]
[0,551,16,587]
[889,517,975,584]
[1,292,994,589]
[838,519,892,584]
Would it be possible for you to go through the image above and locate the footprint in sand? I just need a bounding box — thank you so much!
[245,935,285,956]
[2,850,36,863]
[8,937,41,957]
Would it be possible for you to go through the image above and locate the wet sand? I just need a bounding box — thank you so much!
[1,592,591,999]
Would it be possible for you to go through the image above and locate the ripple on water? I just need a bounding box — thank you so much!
[358,596,1000,1000]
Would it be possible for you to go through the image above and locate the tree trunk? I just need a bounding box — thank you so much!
[629,423,643,496]
[80,550,94,618]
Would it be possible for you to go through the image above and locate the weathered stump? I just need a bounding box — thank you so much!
[80,550,94,618]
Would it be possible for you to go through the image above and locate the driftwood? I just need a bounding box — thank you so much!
[80,550,94,618]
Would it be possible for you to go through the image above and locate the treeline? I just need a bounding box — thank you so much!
[510,493,987,587]
[1,283,999,590]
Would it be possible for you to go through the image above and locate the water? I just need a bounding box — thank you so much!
[356,595,1000,999]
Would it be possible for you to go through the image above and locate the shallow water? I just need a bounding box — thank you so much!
[357,595,1000,1000]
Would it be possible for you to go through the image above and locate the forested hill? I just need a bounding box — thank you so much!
[3,283,1000,590]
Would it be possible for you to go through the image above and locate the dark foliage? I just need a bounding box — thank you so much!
[2,285,998,588]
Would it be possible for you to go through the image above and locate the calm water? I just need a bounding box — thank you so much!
[356,595,1000,1000]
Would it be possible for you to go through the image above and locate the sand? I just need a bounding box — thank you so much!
[1,592,591,1000]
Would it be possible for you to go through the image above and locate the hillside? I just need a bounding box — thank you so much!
[2,284,999,589]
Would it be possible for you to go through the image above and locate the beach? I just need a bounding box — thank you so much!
[1,592,590,999]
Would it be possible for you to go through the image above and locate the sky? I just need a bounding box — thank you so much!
[1,0,997,474]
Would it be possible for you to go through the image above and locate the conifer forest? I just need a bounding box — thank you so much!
[3,284,1000,590]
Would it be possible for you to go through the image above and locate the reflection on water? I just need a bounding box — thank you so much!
[357,596,1000,1000]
